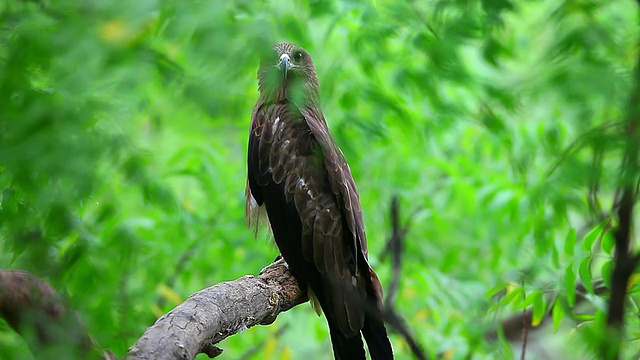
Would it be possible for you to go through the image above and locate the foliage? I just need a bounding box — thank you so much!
[0,0,639,358]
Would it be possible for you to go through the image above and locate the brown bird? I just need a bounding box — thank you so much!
[246,42,394,359]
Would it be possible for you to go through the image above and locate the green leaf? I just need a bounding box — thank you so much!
[579,257,593,294]
[552,300,565,332]
[601,230,615,255]
[531,290,546,327]
[627,273,640,293]
[564,228,577,257]
[564,262,576,306]
[602,260,613,289]
[594,308,607,326]
[485,283,506,298]
[552,240,561,268]
[499,286,524,308]
[582,218,611,252]
[574,313,595,322]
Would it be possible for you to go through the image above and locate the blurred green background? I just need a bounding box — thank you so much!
[1,0,638,358]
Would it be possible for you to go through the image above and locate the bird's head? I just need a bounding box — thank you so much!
[258,42,319,105]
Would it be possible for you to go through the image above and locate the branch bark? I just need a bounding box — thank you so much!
[125,258,306,360]
[603,3,640,358]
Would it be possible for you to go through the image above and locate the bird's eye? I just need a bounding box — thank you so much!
[293,51,304,62]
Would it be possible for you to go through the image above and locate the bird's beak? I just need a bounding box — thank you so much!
[279,53,291,80]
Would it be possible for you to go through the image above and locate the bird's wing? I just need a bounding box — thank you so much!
[247,101,368,336]
[300,107,369,261]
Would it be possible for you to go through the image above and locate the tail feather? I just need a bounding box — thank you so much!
[362,313,394,360]
[328,318,366,360]
[326,310,394,360]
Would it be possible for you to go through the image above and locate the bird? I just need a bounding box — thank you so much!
[245,42,394,360]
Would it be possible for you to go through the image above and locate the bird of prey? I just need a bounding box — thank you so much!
[245,42,394,360]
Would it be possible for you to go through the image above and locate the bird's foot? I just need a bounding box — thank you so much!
[259,255,288,274]
[274,254,289,268]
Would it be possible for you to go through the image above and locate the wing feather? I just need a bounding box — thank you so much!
[301,107,369,261]
[313,208,329,274]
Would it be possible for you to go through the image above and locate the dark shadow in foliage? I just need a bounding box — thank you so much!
[381,196,428,360]
[0,270,113,360]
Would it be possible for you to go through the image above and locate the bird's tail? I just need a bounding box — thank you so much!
[362,311,394,360]
[327,317,367,360]
[326,310,394,360]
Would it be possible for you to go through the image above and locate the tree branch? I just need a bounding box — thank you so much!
[602,3,640,357]
[125,258,306,360]
[382,196,428,360]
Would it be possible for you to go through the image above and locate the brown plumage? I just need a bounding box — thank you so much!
[246,42,393,359]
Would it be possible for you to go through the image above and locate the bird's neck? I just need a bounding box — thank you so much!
[259,75,320,107]
[261,90,319,109]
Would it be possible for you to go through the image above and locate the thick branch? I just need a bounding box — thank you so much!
[0,269,104,359]
[602,3,640,357]
[608,186,636,328]
[125,258,306,360]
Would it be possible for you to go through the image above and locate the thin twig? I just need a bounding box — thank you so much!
[545,120,628,178]
[520,280,528,360]
[382,196,427,360]
[405,0,439,39]
[386,196,404,306]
